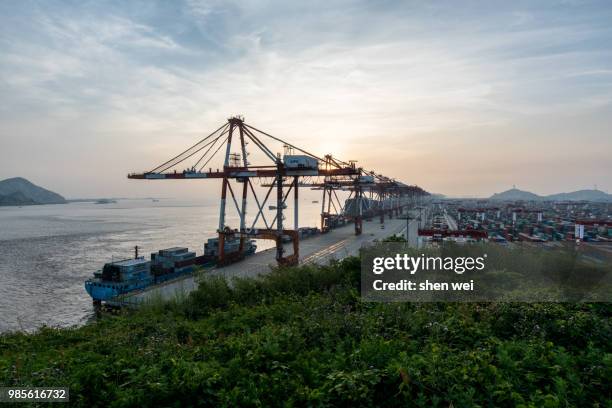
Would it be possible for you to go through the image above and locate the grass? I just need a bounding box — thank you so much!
[0,253,611,407]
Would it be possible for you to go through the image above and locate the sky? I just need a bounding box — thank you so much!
[0,0,611,199]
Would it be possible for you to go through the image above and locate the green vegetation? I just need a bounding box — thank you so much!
[1,256,611,407]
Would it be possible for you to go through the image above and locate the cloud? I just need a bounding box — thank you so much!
[0,0,611,197]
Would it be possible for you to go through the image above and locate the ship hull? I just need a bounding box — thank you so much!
[85,278,153,301]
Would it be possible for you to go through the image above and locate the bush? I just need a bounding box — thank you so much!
[0,256,610,407]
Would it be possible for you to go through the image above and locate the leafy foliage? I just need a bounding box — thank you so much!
[1,257,610,407]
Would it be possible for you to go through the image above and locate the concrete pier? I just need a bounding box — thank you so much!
[116,216,409,306]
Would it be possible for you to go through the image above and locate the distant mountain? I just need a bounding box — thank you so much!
[545,189,611,202]
[490,188,542,201]
[0,177,66,206]
[0,191,38,206]
[429,193,446,199]
[489,188,612,202]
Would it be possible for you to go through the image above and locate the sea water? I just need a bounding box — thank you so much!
[0,199,322,332]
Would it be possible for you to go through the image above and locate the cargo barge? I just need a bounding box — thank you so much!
[85,237,256,304]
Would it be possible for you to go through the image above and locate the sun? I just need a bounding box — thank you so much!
[314,140,346,161]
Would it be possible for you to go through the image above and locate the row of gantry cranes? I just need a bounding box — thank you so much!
[128,116,429,266]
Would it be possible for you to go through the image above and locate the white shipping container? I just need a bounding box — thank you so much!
[283,155,318,169]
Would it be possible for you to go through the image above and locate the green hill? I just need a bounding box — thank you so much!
[490,188,612,202]
[490,188,542,201]
[0,177,66,206]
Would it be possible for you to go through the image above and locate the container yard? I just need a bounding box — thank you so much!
[415,199,612,262]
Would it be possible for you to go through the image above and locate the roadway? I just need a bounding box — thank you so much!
[118,216,409,306]
[444,212,458,231]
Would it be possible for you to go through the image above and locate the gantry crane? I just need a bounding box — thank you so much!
[128,116,428,266]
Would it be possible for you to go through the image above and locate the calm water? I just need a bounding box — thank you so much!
[0,199,321,333]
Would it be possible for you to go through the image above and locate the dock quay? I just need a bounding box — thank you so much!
[113,216,414,306]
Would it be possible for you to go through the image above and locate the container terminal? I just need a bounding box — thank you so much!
[85,116,430,306]
[414,199,612,263]
[85,115,610,306]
